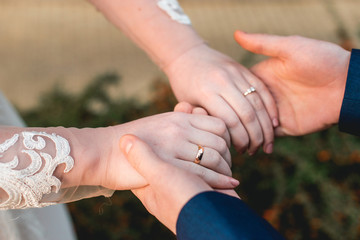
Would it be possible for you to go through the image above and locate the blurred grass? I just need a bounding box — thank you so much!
[19,73,360,240]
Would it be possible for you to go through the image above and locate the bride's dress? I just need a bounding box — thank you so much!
[0,92,77,240]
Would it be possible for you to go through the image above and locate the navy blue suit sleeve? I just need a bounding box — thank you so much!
[176,191,285,240]
[339,49,360,136]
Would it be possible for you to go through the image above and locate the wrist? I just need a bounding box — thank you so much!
[164,42,210,73]
[89,125,130,189]
[58,127,103,188]
[90,0,204,69]
[161,40,207,71]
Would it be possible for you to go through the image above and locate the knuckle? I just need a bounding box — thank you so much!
[167,124,183,136]
[240,138,250,151]
[225,150,232,167]
[166,114,187,135]
[170,111,184,121]
[242,108,257,124]
[254,135,264,147]
[253,130,264,144]
[225,115,240,129]
[218,119,228,135]
[212,152,223,168]
[209,69,230,86]
[224,166,232,177]
[196,167,207,179]
[257,44,265,54]
[216,138,228,154]
[236,139,249,153]
[224,64,239,76]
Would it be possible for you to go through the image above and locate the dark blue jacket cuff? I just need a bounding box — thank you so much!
[176,191,285,240]
[339,49,360,136]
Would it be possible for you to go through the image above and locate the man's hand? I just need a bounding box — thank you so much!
[119,134,239,234]
[235,31,351,136]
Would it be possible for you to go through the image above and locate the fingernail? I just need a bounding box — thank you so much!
[230,178,240,187]
[248,151,255,156]
[272,118,279,128]
[120,138,133,154]
[265,143,273,154]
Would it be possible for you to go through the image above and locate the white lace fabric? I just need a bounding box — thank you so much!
[0,131,74,209]
[157,0,191,25]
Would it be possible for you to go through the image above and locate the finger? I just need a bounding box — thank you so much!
[245,70,279,128]
[240,71,276,153]
[192,107,208,115]
[243,90,274,154]
[175,160,239,189]
[119,134,232,190]
[174,102,194,113]
[200,97,250,152]
[274,126,288,137]
[222,86,264,154]
[234,30,286,58]
[189,115,231,148]
[185,128,231,166]
[175,142,232,175]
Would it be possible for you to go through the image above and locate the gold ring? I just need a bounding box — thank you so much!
[243,86,256,96]
[194,145,204,164]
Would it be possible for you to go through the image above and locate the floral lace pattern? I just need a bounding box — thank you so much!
[0,132,74,209]
[157,0,191,25]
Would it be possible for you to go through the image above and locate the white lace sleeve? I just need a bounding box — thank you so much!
[157,0,191,25]
[0,131,74,209]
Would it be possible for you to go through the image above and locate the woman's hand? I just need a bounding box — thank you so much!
[88,1,277,154]
[95,112,239,191]
[164,44,278,155]
[234,31,350,136]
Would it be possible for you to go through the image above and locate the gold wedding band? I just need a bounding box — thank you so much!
[194,145,204,164]
[243,86,256,96]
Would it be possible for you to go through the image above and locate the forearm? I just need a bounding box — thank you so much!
[0,126,107,209]
[88,0,205,68]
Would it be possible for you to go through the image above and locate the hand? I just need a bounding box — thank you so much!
[119,134,239,234]
[97,112,239,190]
[235,31,351,136]
[164,44,278,154]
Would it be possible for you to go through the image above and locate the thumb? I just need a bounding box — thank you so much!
[119,134,165,183]
[174,102,195,113]
[234,30,286,58]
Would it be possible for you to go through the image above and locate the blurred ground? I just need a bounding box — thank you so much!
[1,0,360,109]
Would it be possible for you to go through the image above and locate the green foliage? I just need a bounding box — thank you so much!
[22,73,150,128]
[20,73,360,240]
[236,129,360,240]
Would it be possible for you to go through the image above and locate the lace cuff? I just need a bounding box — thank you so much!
[157,0,191,25]
[0,131,113,209]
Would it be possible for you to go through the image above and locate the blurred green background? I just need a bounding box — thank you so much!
[2,0,360,239]
[21,73,360,240]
